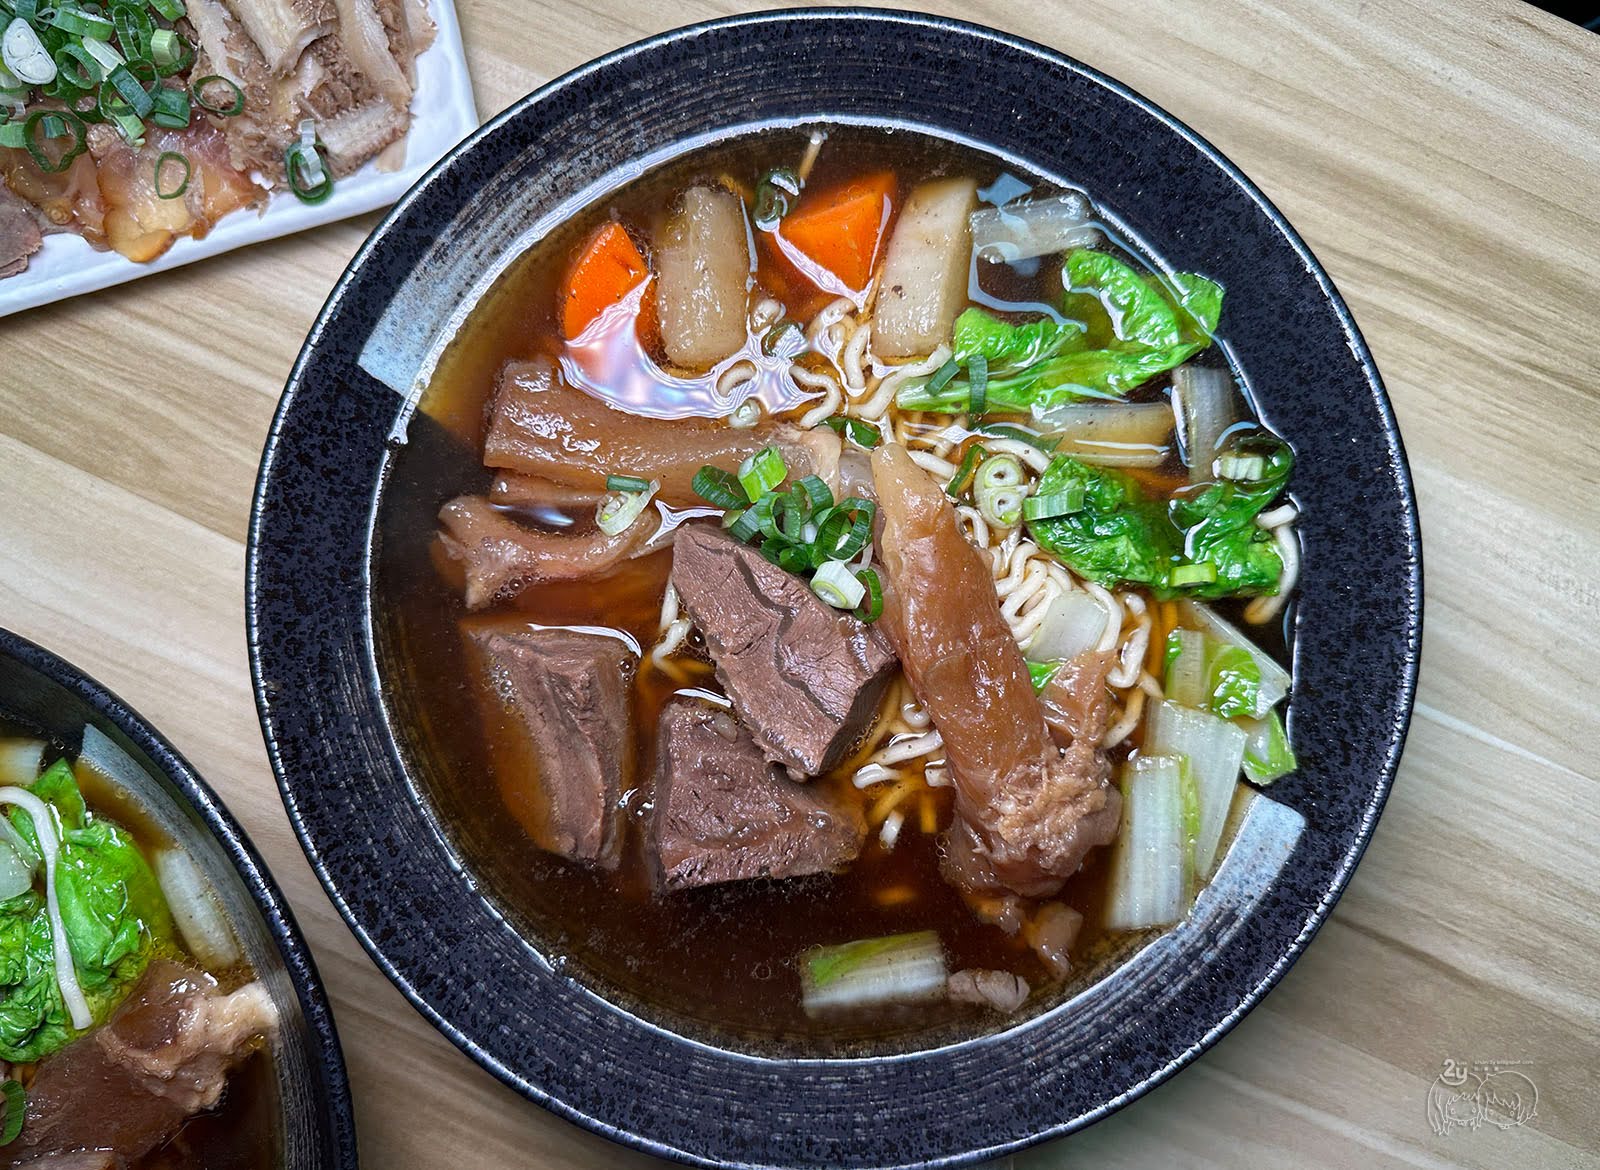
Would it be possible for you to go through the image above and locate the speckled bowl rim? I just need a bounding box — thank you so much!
[247,9,1422,1168]
[0,626,359,1169]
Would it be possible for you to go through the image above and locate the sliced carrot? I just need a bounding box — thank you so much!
[559,221,652,340]
[776,171,897,293]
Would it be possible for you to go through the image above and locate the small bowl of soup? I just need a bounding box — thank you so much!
[249,10,1420,1167]
[0,627,355,1168]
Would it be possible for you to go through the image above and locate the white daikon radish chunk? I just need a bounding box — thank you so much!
[1036,402,1175,468]
[0,739,43,788]
[875,177,979,357]
[970,192,1098,262]
[156,848,243,970]
[655,185,753,369]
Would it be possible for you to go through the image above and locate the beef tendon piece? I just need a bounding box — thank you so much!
[437,493,657,609]
[650,697,864,891]
[461,620,636,869]
[0,185,43,279]
[4,960,276,1166]
[671,525,896,778]
[871,444,1120,900]
[483,356,841,507]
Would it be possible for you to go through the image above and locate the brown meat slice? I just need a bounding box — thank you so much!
[871,444,1120,899]
[0,185,43,279]
[461,620,636,869]
[4,961,275,1167]
[650,697,864,891]
[437,493,657,609]
[482,357,841,507]
[671,525,896,777]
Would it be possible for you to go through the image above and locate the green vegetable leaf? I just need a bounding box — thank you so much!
[1026,659,1063,693]
[1243,710,1299,783]
[1066,249,1185,349]
[1206,646,1262,720]
[0,761,172,1063]
[1028,457,1179,590]
[1028,441,1290,599]
[951,307,1081,374]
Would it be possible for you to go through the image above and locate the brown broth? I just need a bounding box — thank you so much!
[373,125,1285,1052]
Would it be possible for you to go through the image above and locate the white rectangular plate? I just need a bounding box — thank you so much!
[0,0,478,319]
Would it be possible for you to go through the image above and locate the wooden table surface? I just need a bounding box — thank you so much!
[4,1,1598,1167]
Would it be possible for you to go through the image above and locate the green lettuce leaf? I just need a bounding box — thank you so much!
[896,249,1225,414]
[1028,440,1291,599]
[0,761,171,1063]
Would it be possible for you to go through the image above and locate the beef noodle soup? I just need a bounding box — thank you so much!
[0,723,279,1167]
[376,126,1300,1049]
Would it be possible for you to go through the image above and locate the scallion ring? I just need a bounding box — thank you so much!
[191,73,243,116]
[595,479,658,537]
[974,453,1026,528]
[148,83,189,128]
[153,148,188,199]
[604,473,651,493]
[691,465,746,510]
[944,443,985,498]
[22,107,84,172]
[852,568,884,622]
[925,357,959,394]
[736,445,787,502]
[811,559,866,610]
[285,139,332,204]
[1171,562,1218,587]
[1021,485,1084,521]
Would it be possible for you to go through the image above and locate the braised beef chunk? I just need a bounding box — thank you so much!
[650,697,864,891]
[462,620,637,869]
[670,525,896,777]
[4,961,275,1167]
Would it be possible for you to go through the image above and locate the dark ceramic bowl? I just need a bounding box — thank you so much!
[247,9,1421,1168]
[0,628,356,1167]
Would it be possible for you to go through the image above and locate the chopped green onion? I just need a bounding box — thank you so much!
[1021,485,1085,521]
[736,445,786,502]
[605,474,650,493]
[761,318,802,355]
[595,479,658,536]
[821,415,881,449]
[852,567,883,622]
[967,352,989,417]
[148,83,188,128]
[944,443,985,498]
[692,466,746,509]
[812,559,866,610]
[153,149,188,198]
[4,16,57,85]
[926,357,959,394]
[112,3,153,59]
[191,73,243,116]
[790,474,832,513]
[813,498,874,563]
[50,6,116,38]
[22,108,84,172]
[1026,659,1062,692]
[974,452,1025,528]
[149,0,187,19]
[1171,562,1217,587]
[80,36,124,75]
[725,507,761,543]
[285,139,332,204]
[150,28,181,66]
[0,1079,23,1146]
[753,166,800,231]
[800,930,945,1013]
[105,62,151,116]
[728,399,761,429]
[0,116,22,150]
[52,43,101,89]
